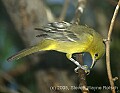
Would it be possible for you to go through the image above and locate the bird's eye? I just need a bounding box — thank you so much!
[95,53,98,57]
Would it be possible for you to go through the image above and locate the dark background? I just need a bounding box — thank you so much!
[0,0,120,93]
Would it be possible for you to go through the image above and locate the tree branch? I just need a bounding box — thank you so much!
[76,54,89,93]
[72,0,86,24]
[59,0,70,22]
[73,0,89,93]
[105,0,120,93]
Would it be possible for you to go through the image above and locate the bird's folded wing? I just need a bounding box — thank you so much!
[35,22,93,44]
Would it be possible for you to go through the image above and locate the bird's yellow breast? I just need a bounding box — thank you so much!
[54,41,88,54]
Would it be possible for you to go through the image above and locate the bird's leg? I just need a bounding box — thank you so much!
[66,53,89,73]
[69,58,89,73]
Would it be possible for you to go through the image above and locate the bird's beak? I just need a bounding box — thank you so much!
[90,58,97,69]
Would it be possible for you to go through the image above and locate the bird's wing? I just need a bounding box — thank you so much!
[35,22,93,43]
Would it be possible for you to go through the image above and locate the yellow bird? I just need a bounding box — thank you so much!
[7,21,105,72]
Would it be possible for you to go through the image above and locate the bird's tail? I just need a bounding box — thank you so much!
[7,45,40,62]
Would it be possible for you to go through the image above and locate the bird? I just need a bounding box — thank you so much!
[7,21,105,73]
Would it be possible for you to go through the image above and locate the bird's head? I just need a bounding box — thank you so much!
[89,38,105,69]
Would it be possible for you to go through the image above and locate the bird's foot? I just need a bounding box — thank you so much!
[74,65,90,75]
[69,58,90,75]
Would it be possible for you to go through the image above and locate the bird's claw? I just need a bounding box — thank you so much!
[74,66,80,73]
[81,65,88,70]
[74,65,90,75]
[85,69,90,75]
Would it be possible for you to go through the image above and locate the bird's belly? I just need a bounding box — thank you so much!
[55,41,86,54]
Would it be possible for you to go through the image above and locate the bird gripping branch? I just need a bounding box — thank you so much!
[7,21,105,73]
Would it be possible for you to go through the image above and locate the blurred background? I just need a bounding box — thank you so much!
[0,0,120,93]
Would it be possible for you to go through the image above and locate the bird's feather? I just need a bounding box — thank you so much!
[35,21,93,43]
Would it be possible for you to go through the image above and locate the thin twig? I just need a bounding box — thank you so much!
[72,0,86,24]
[106,0,120,93]
[59,0,70,22]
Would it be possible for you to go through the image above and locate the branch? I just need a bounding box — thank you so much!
[59,0,70,22]
[72,0,87,24]
[76,54,89,93]
[106,0,120,93]
[73,0,89,93]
